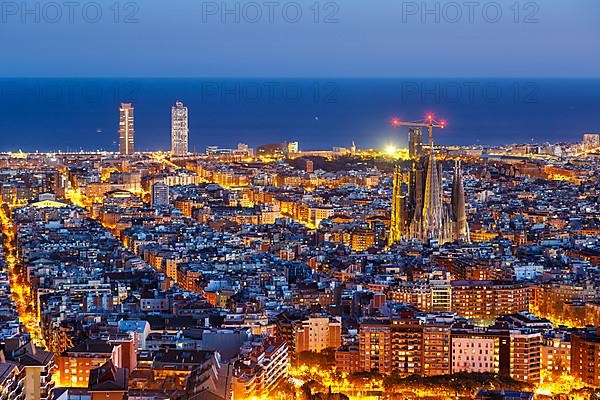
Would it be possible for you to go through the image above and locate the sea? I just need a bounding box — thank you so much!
[0,78,598,153]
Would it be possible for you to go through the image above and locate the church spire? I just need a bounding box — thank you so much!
[422,140,443,242]
[451,160,469,242]
[388,165,405,246]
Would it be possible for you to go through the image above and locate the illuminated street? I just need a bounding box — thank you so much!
[0,203,46,348]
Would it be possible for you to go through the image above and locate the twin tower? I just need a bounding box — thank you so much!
[119,102,189,156]
[389,128,469,246]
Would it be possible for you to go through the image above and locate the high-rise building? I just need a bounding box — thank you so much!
[372,220,387,248]
[583,133,600,151]
[335,345,361,374]
[171,101,189,156]
[408,128,423,159]
[351,229,376,251]
[235,143,254,158]
[151,182,170,208]
[119,103,135,155]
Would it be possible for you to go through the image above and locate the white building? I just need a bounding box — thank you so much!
[451,335,498,373]
[171,101,189,156]
[119,103,135,155]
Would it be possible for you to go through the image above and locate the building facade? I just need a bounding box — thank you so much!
[510,331,541,384]
[295,317,342,354]
[451,281,530,320]
[151,182,170,208]
[119,103,135,155]
[571,330,600,387]
[171,101,189,156]
[359,316,423,376]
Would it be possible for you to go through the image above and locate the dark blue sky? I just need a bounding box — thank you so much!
[2,0,599,78]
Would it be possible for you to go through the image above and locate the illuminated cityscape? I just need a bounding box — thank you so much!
[1,1,599,399]
[0,101,598,400]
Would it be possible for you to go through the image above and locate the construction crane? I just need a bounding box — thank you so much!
[391,113,447,145]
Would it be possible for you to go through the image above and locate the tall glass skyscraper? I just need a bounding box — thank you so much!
[119,103,135,155]
[171,101,189,156]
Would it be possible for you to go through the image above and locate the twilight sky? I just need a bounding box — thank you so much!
[1,0,599,77]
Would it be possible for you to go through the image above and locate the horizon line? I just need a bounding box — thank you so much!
[0,140,588,154]
[1,76,600,80]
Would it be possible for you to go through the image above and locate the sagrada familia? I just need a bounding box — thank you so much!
[389,127,469,246]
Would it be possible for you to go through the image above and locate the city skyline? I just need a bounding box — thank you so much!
[107,98,600,155]
[0,1,598,400]
[0,95,597,155]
